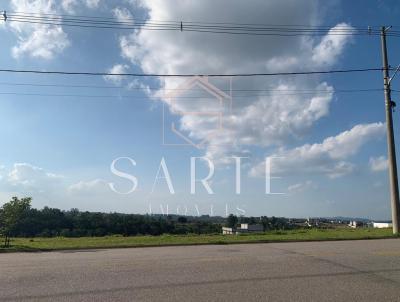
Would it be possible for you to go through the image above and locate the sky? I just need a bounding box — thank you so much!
[0,0,400,219]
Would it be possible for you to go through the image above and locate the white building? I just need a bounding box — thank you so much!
[222,224,264,235]
[222,227,235,235]
[372,222,392,228]
[348,221,357,228]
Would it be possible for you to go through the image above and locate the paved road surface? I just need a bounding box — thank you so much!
[1,239,400,301]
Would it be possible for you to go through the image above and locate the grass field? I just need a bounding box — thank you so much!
[0,228,397,252]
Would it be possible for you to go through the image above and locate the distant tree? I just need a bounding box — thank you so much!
[226,214,238,228]
[271,216,277,228]
[0,197,32,247]
[261,216,269,232]
[0,201,225,238]
[177,216,188,223]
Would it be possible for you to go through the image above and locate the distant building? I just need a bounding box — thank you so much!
[237,223,263,234]
[222,227,235,235]
[222,223,264,235]
[289,218,307,228]
[372,221,392,228]
[348,221,357,228]
[306,218,319,227]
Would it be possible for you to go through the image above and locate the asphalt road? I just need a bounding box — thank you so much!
[1,239,400,301]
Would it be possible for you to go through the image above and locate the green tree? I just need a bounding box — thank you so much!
[271,216,277,228]
[226,214,238,228]
[0,197,32,247]
[177,216,188,223]
[261,216,269,232]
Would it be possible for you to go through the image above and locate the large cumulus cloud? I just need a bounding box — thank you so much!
[111,0,355,167]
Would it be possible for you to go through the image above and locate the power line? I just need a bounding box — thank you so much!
[5,15,362,32]
[6,19,391,37]
[2,12,362,28]
[4,12,400,37]
[7,11,400,29]
[0,81,383,94]
[0,67,385,78]
[0,89,383,100]
[2,12,395,31]
[0,12,376,28]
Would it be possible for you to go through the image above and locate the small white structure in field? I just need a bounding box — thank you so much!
[222,227,235,235]
[222,224,264,235]
[348,221,357,228]
[372,221,392,228]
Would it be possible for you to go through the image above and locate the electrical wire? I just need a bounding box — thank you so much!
[0,67,385,78]
[4,11,400,37]
[0,89,383,100]
[0,81,383,94]
[7,11,400,29]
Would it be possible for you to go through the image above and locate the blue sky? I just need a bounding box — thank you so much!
[0,0,400,219]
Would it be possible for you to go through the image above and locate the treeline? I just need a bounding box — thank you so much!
[0,197,292,241]
[16,209,225,237]
[239,216,291,231]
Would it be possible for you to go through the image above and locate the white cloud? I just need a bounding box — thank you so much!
[62,0,101,12]
[116,0,353,162]
[12,26,70,59]
[113,6,133,22]
[8,0,101,59]
[103,64,130,85]
[68,179,108,193]
[85,0,101,9]
[0,165,5,181]
[7,163,63,191]
[0,164,115,210]
[312,23,354,66]
[61,0,79,13]
[9,0,70,59]
[369,156,388,172]
[288,180,317,193]
[250,122,385,178]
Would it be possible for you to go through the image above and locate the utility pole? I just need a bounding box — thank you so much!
[380,26,400,234]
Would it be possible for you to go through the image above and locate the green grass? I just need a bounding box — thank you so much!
[0,228,398,252]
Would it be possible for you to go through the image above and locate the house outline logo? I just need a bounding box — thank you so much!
[162,76,232,149]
